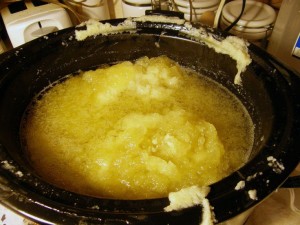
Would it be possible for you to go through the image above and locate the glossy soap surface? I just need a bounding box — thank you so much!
[21,56,254,199]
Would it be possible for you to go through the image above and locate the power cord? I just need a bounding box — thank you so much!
[213,0,226,28]
[224,0,247,33]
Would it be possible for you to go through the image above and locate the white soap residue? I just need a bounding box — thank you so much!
[235,180,245,190]
[248,189,258,200]
[133,15,185,25]
[246,173,258,181]
[180,25,251,85]
[1,160,14,171]
[164,185,210,211]
[267,156,285,174]
[164,185,214,225]
[74,15,251,85]
[1,160,24,178]
[15,171,23,178]
[75,19,136,41]
[201,198,215,225]
[90,205,100,210]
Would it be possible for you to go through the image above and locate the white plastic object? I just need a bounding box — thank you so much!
[121,0,152,18]
[221,0,276,40]
[1,1,73,48]
[70,0,110,21]
[122,0,152,4]
[213,0,226,28]
[0,204,35,225]
[174,0,220,23]
[174,0,220,9]
[177,4,219,14]
[267,0,300,74]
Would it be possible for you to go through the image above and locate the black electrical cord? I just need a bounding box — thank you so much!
[224,0,247,33]
[188,0,193,22]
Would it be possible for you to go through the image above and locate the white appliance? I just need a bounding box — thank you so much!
[1,1,73,48]
[121,0,152,18]
[220,0,277,41]
[66,0,110,21]
[174,0,220,22]
[267,0,300,74]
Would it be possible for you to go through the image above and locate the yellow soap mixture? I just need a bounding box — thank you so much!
[21,56,254,199]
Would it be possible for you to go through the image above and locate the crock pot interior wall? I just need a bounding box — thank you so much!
[0,25,299,224]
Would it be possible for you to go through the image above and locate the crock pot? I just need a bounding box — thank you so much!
[0,14,299,225]
[174,0,220,22]
[122,0,153,17]
[220,0,277,40]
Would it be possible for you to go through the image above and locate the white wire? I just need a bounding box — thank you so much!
[213,0,226,29]
[289,188,300,215]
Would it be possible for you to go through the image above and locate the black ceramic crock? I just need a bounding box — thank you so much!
[0,17,299,225]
